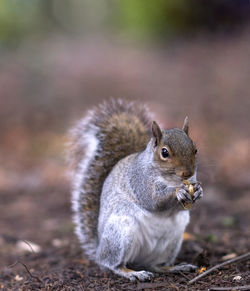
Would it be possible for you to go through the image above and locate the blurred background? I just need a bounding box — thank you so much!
[0,0,250,283]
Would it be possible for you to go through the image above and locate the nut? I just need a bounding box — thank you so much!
[183,180,194,197]
[182,180,194,209]
[188,184,194,196]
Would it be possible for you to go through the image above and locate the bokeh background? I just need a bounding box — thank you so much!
[0,1,250,289]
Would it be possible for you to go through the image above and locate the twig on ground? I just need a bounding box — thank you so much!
[8,261,19,269]
[8,260,42,283]
[188,251,250,285]
[177,271,191,281]
[209,285,250,291]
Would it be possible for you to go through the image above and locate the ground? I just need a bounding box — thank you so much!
[0,180,249,291]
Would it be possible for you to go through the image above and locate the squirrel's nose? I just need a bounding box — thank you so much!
[179,170,193,179]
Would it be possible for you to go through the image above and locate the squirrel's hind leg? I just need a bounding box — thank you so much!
[96,214,153,281]
[152,263,197,273]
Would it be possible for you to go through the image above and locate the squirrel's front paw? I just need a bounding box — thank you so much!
[176,186,193,206]
[176,182,203,209]
[192,182,203,202]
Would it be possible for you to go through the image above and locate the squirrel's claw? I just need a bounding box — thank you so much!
[193,184,203,202]
[129,270,154,281]
[116,268,154,281]
[176,188,193,204]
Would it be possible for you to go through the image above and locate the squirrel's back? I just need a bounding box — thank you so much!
[69,99,152,260]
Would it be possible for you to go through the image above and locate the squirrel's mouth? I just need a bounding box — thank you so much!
[176,169,194,180]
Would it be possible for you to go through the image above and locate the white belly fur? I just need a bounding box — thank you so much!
[128,210,190,268]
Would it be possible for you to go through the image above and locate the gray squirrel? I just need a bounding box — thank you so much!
[69,99,203,281]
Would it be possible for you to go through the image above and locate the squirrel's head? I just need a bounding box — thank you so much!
[151,117,197,179]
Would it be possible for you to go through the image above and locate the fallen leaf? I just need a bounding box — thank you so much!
[15,275,23,281]
[222,253,237,261]
[204,234,218,243]
[16,240,41,253]
[183,232,196,241]
[233,275,242,281]
[198,267,206,274]
[221,216,237,227]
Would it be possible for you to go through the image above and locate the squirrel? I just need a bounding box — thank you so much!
[69,99,203,281]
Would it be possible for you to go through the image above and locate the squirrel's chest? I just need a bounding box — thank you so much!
[129,210,190,267]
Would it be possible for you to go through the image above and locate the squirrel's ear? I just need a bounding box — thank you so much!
[152,121,162,147]
[182,116,189,135]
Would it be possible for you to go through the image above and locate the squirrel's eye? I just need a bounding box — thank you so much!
[161,147,169,159]
[194,149,198,154]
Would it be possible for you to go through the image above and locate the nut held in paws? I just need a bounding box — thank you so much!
[183,180,194,209]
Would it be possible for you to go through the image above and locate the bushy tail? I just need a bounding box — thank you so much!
[69,99,152,260]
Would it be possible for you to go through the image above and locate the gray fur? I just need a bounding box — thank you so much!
[69,99,203,281]
[96,138,202,280]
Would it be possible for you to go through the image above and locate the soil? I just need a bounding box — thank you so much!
[0,181,249,291]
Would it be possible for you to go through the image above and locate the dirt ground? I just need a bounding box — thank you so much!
[0,178,249,290]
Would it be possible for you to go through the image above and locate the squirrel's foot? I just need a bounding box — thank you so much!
[153,263,197,273]
[193,182,203,202]
[115,267,154,282]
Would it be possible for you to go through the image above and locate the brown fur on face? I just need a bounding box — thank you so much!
[153,128,197,179]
